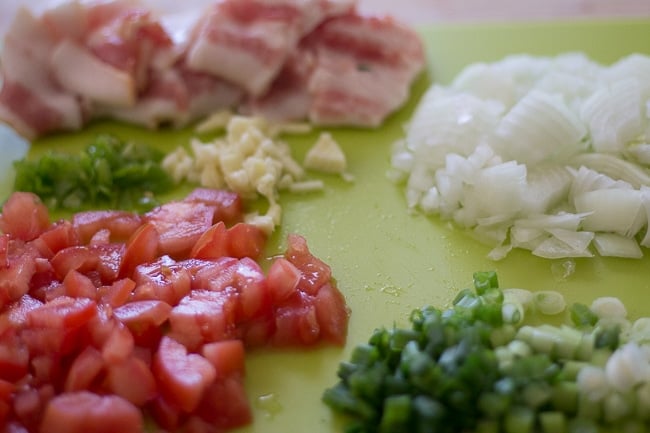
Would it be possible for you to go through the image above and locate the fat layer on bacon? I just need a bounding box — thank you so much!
[0,0,425,139]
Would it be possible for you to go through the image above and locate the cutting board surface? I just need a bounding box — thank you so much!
[2,18,650,433]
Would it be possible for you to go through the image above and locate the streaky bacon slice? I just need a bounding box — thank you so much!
[249,11,426,127]
[97,60,244,129]
[0,0,425,138]
[0,8,84,139]
[242,49,316,121]
[185,0,355,96]
[51,40,137,108]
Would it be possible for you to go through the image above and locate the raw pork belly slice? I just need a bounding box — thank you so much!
[0,0,177,137]
[248,12,426,127]
[0,8,84,139]
[185,0,354,96]
[0,0,425,138]
[243,50,317,122]
[99,62,244,129]
[46,0,176,107]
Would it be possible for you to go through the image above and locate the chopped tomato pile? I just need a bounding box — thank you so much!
[0,189,349,433]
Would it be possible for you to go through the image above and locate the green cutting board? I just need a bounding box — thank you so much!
[2,18,650,433]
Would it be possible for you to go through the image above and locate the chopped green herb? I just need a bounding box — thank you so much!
[13,135,173,212]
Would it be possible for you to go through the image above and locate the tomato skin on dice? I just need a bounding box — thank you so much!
[0,188,350,432]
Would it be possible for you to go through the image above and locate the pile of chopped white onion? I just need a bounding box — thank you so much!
[389,53,650,260]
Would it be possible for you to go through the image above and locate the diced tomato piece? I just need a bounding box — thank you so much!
[191,222,266,261]
[144,201,215,258]
[72,210,143,244]
[113,299,172,329]
[7,294,43,328]
[0,192,50,241]
[113,299,171,347]
[24,297,98,356]
[50,246,100,281]
[91,243,126,284]
[132,256,191,306]
[190,221,229,260]
[118,222,159,279]
[31,355,64,387]
[101,322,134,364]
[63,269,97,299]
[84,305,116,350]
[148,395,181,431]
[272,293,321,346]
[195,376,252,430]
[184,188,243,225]
[0,234,9,268]
[182,415,220,433]
[105,356,157,405]
[13,386,44,429]
[89,228,111,245]
[0,337,29,381]
[153,336,216,413]
[201,340,246,379]
[266,257,301,303]
[40,391,143,433]
[240,314,275,347]
[22,327,77,357]
[314,283,349,346]
[30,257,57,292]
[189,257,239,291]
[26,296,97,330]
[36,220,79,257]
[64,346,105,392]
[4,421,29,433]
[284,234,332,295]
[0,378,15,400]
[227,223,267,260]
[233,258,269,320]
[0,404,10,426]
[168,289,239,351]
[97,277,136,308]
[0,242,39,308]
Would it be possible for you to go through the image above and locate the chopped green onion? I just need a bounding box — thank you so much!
[323,271,647,433]
[534,290,567,315]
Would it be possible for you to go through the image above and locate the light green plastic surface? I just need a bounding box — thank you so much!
[2,19,650,433]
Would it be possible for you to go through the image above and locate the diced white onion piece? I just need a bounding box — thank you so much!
[545,228,594,252]
[569,153,650,189]
[515,212,585,231]
[391,52,650,260]
[533,290,567,315]
[568,166,633,204]
[532,233,594,259]
[592,233,643,258]
[521,165,573,214]
[407,90,503,164]
[510,226,545,250]
[493,90,587,165]
[639,186,650,247]
[580,78,643,154]
[461,161,527,221]
[574,188,644,236]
